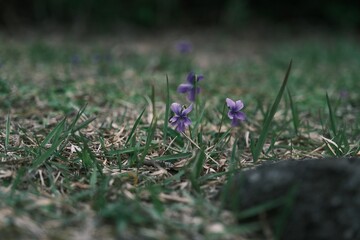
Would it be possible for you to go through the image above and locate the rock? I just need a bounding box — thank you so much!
[221,157,360,240]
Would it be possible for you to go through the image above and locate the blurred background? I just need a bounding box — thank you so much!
[0,0,359,31]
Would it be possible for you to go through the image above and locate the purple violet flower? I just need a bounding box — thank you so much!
[226,98,246,127]
[175,40,192,54]
[177,72,204,102]
[169,103,193,132]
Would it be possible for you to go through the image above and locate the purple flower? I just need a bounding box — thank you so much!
[177,72,204,102]
[226,98,246,127]
[169,103,193,132]
[175,40,192,54]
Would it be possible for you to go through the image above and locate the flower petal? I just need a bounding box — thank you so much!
[177,83,193,93]
[197,75,204,81]
[235,100,244,111]
[182,104,193,115]
[170,103,182,115]
[228,111,234,119]
[188,89,197,102]
[187,72,196,83]
[169,116,179,125]
[183,117,192,126]
[231,118,240,127]
[234,111,246,121]
[176,122,186,132]
[226,98,235,109]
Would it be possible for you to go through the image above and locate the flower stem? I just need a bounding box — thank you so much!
[192,74,200,141]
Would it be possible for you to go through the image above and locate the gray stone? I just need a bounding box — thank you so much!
[222,157,360,240]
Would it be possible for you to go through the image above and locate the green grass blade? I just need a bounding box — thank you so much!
[287,88,299,135]
[163,74,170,143]
[151,152,192,162]
[212,128,231,149]
[188,151,205,192]
[229,138,239,172]
[151,84,156,118]
[139,117,158,166]
[326,92,337,136]
[107,146,146,155]
[191,103,205,139]
[253,60,292,162]
[5,114,10,152]
[71,117,96,133]
[125,108,146,146]
[32,119,66,168]
[216,103,227,137]
[40,117,66,148]
[75,134,103,174]
[198,171,229,183]
[68,104,88,130]
[192,147,206,181]
[163,170,185,186]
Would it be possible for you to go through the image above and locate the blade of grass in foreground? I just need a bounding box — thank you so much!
[253,60,292,162]
[139,116,157,166]
[75,134,103,174]
[125,108,146,146]
[40,117,67,149]
[188,143,206,192]
[32,118,66,169]
[287,88,299,135]
[326,92,337,137]
[192,144,206,180]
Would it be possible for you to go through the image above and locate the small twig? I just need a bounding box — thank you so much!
[143,159,174,169]
[0,158,32,166]
[161,136,177,157]
[182,133,220,166]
